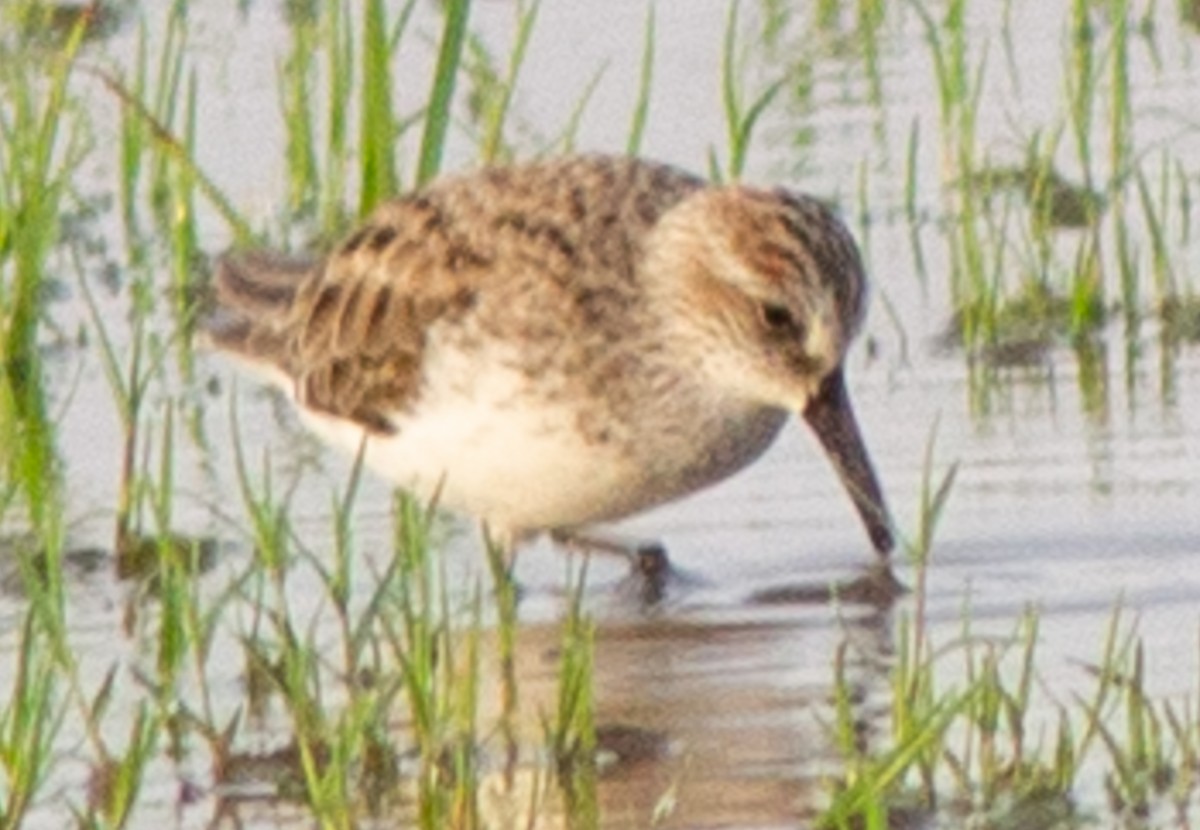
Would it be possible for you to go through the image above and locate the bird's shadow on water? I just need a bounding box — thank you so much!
[745,561,908,609]
[548,539,908,615]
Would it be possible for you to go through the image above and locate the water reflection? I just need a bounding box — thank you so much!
[493,599,895,828]
[189,574,896,829]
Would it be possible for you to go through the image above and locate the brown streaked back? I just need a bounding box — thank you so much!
[203,156,706,435]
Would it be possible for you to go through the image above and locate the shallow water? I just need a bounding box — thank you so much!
[4,0,1200,827]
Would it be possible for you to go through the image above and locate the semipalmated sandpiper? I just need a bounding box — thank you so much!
[203,155,893,576]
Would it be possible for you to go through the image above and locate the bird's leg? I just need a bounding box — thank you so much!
[549,528,670,571]
[548,527,663,559]
[549,529,673,604]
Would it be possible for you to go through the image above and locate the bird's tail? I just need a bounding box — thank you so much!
[200,251,316,378]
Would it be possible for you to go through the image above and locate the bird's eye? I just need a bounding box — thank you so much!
[759,302,795,331]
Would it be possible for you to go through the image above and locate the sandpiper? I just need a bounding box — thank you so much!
[203,154,894,573]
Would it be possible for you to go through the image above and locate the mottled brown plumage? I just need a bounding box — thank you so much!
[203,154,892,559]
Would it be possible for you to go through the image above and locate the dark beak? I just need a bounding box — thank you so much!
[802,368,894,558]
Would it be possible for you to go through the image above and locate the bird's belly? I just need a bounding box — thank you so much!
[296,379,787,535]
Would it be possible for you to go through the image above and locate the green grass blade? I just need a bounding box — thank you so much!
[417,0,472,186]
[359,0,398,215]
[481,0,540,163]
[86,68,254,245]
[626,1,655,157]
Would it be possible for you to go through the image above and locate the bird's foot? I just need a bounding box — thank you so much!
[548,530,698,605]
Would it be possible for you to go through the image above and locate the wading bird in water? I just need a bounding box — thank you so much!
[202,155,895,597]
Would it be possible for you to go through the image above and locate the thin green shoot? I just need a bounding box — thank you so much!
[903,119,930,292]
[0,15,88,530]
[549,62,608,154]
[76,258,161,563]
[626,1,655,158]
[117,21,150,261]
[549,559,597,826]
[74,705,161,830]
[416,0,472,187]
[1135,160,1174,309]
[320,0,354,234]
[485,528,520,785]
[228,389,296,579]
[479,0,541,164]
[278,0,319,216]
[358,0,399,216]
[86,67,254,245]
[0,610,68,829]
[719,0,787,181]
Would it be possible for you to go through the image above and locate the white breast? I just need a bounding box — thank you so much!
[296,358,643,535]
[289,334,788,537]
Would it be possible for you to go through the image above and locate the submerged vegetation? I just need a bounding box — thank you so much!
[821,450,1200,829]
[903,0,1200,408]
[0,0,1198,827]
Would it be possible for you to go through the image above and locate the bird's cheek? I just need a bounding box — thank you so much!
[779,371,822,413]
[782,346,824,384]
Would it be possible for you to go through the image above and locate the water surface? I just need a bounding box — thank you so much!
[3,0,1200,826]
